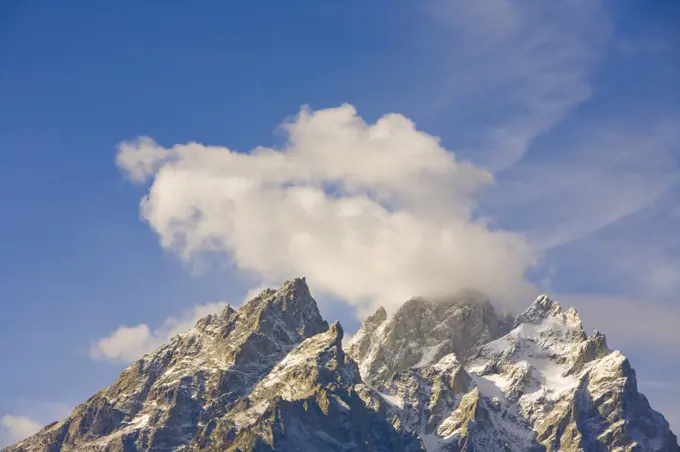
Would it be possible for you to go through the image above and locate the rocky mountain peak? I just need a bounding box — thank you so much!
[348,292,506,386]
[238,277,328,339]
[362,305,388,330]
[348,292,677,452]
[5,279,331,452]
[5,281,677,452]
[518,294,563,321]
[515,294,583,334]
[328,320,344,341]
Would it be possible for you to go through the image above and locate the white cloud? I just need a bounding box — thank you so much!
[117,104,537,315]
[0,415,42,446]
[418,1,680,305]
[90,302,226,362]
[423,0,611,171]
[116,136,168,183]
[480,119,680,302]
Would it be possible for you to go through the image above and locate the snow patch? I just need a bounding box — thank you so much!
[378,391,403,409]
[412,342,446,369]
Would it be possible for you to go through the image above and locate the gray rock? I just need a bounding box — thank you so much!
[347,291,505,386]
[5,285,677,452]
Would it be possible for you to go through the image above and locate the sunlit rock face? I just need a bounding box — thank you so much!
[6,281,678,452]
[351,294,679,452]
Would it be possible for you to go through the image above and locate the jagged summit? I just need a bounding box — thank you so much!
[235,276,328,341]
[5,280,678,452]
[350,291,677,452]
[194,277,327,342]
[347,293,506,386]
[516,294,580,324]
[363,305,388,329]
[5,278,330,452]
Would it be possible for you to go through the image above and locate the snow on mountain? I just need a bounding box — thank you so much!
[4,280,678,452]
[351,293,679,452]
[347,291,511,387]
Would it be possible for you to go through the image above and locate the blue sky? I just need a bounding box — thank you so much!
[1,0,679,445]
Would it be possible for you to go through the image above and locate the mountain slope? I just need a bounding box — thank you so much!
[349,295,679,452]
[347,292,511,386]
[6,279,331,451]
[5,280,678,452]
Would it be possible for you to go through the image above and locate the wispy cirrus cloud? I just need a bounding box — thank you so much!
[421,0,612,171]
[415,0,680,262]
[482,119,680,252]
[415,2,680,373]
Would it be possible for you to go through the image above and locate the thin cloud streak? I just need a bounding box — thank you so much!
[483,120,680,252]
[422,0,612,171]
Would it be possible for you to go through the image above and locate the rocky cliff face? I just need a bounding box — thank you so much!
[347,291,511,386]
[350,295,679,452]
[5,280,678,452]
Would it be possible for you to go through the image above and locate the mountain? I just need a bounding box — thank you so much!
[5,279,678,451]
[349,295,678,451]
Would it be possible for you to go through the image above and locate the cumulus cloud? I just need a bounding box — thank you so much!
[0,415,42,446]
[117,105,537,314]
[90,302,226,362]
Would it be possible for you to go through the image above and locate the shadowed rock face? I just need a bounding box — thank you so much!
[5,283,678,452]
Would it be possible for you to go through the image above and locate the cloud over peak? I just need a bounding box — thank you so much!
[117,105,537,313]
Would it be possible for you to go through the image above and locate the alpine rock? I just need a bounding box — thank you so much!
[6,279,677,452]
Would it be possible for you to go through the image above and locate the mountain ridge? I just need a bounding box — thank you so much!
[5,278,678,451]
